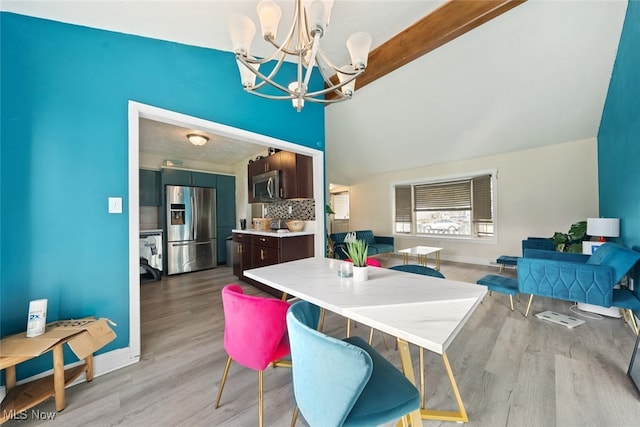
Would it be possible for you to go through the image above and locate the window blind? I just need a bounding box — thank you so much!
[414,180,471,211]
[395,185,412,223]
[472,175,492,222]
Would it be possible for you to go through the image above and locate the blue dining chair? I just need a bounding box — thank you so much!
[389,263,445,409]
[390,263,445,278]
[286,300,420,427]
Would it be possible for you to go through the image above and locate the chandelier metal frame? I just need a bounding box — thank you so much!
[229,0,371,111]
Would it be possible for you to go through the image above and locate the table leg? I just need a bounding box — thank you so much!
[5,365,16,391]
[403,253,409,265]
[396,338,423,426]
[419,352,468,422]
[52,344,65,411]
[435,251,441,271]
[85,354,94,381]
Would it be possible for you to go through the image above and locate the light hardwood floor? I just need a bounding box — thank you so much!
[5,257,640,426]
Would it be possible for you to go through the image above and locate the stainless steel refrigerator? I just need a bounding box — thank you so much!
[165,185,217,275]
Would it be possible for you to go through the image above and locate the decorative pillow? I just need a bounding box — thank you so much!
[586,243,640,284]
[344,231,357,243]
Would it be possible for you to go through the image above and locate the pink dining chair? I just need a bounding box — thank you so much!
[214,284,291,427]
[345,257,383,267]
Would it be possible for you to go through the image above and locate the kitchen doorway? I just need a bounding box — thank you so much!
[128,101,325,360]
[329,183,350,234]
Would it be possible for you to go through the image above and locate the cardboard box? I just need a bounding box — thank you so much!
[0,318,116,360]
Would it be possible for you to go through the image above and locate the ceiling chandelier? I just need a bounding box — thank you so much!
[228,0,372,112]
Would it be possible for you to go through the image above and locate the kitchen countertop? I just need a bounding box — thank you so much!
[232,229,315,238]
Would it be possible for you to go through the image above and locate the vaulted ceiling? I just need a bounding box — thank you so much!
[2,1,628,182]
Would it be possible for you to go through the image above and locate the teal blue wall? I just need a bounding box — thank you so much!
[0,12,324,380]
[598,1,640,249]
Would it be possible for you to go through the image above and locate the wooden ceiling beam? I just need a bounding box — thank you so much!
[326,0,527,100]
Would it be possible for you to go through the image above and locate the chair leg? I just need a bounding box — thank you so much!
[318,308,326,332]
[215,356,232,408]
[525,295,534,317]
[290,406,299,427]
[509,295,514,311]
[258,370,264,427]
[368,328,390,350]
[628,309,639,336]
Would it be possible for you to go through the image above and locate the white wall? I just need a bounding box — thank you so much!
[335,138,599,265]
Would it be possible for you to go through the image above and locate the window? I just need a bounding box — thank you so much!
[331,193,350,220]
[394,172,494,238]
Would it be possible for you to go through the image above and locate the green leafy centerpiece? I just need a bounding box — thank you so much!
[344,239,369,281]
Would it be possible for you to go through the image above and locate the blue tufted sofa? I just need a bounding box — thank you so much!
[517,242,640,315]
[329,230,394,260]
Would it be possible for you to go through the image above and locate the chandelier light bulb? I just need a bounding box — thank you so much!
[257,0,282,40]
[347,32,372,70]
[229,13,256,55]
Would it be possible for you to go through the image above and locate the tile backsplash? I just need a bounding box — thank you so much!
[262,199,316,220]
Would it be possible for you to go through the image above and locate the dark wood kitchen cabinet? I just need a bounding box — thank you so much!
[232,232,314,297]
[232,233,252,279]
[279,151,313,199]
[251,235,281,268]
[248,154,281,177]
[247,151,313,202]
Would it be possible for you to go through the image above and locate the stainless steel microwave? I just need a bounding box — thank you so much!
[252,170,281,202]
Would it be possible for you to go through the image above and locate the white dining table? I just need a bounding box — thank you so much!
[244,257,488,425]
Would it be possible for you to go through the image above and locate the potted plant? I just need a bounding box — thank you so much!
[552,220,589,253]
[325,204,336,258]
[344,239,369,281]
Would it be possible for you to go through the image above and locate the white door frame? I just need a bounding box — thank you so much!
[127,101,325,361]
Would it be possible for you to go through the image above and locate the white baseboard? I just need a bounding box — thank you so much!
[0,347,139,401]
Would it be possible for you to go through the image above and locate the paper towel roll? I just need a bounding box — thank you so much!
[26,299,47,337]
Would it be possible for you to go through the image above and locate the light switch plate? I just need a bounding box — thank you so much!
[108,197,123,214]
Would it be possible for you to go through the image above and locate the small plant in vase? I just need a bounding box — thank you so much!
[343,239,369,281]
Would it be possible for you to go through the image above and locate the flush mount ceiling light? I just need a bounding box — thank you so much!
[228,0,372,112]
[187,134,209,146]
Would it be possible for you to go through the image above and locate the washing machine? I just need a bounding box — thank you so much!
[140,229,163,273]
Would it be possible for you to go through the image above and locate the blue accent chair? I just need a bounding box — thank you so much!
[286,301,420,427]
[496,237,556,272]
[476,274,519,311]
[517,243,640,316]
[330,230,394,260]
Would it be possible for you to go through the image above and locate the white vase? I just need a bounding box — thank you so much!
[353,265,369,281]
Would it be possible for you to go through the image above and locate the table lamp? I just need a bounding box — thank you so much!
[587,218,620,242]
